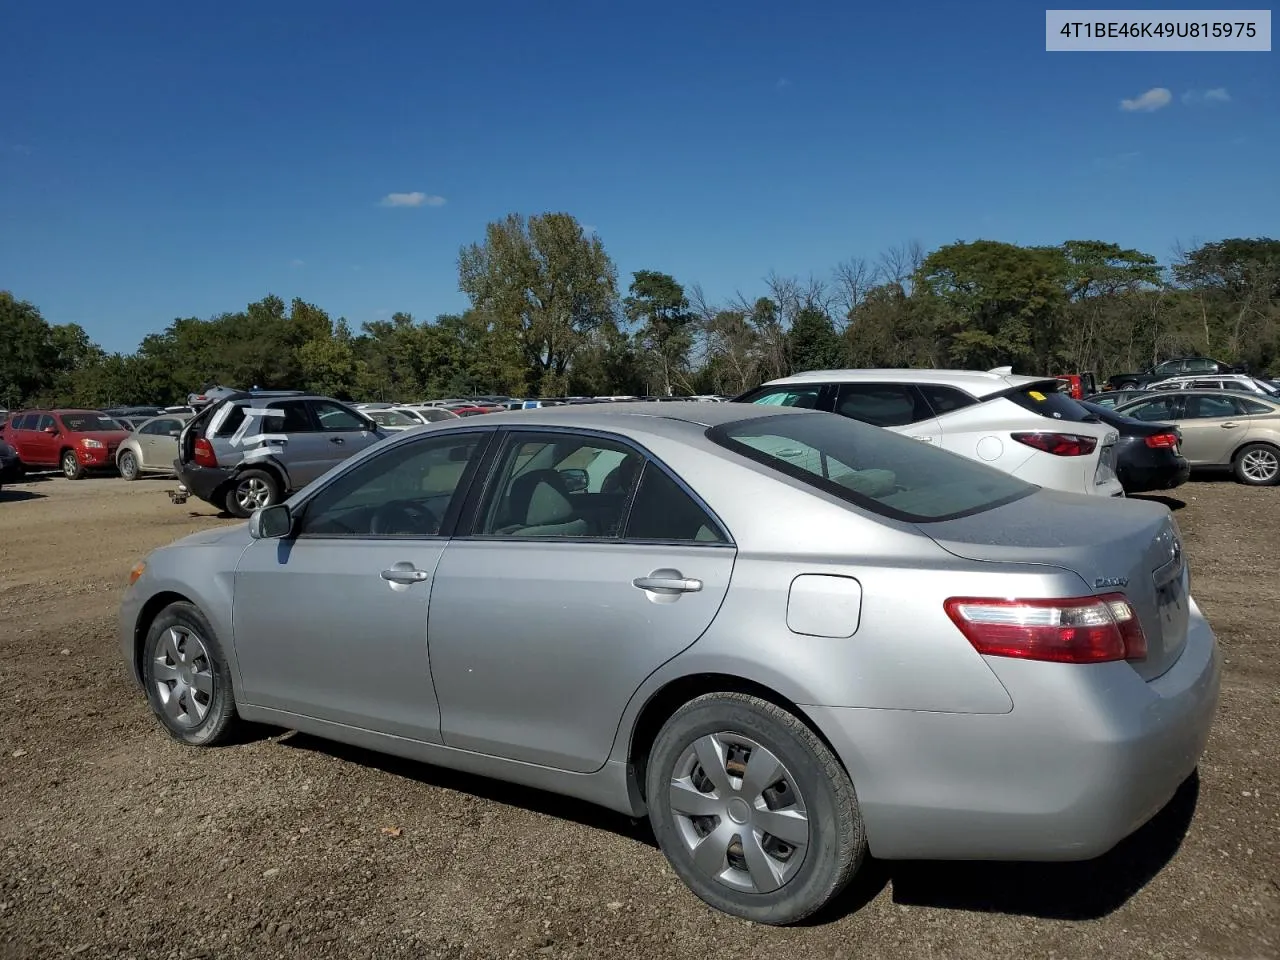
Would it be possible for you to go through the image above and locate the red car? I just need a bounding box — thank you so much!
[2,409,132,479]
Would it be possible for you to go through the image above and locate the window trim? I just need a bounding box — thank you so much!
[291,428,496,541]
[705,414,1035,525]
[455,426,735,547]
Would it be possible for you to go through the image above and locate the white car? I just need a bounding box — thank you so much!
[1147,374,1280,398]
[737,369,1123,497]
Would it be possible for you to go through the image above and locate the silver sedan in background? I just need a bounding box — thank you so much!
[119,402,1220,924]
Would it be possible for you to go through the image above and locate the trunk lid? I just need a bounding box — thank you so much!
[917,490,1189,681]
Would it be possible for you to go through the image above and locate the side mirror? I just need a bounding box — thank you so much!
[559,467,589,493]
[43,426,58,435]
[169,429,181,437]
[249,503,293,539]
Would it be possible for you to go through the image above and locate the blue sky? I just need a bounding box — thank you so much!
[1,1,1275,353]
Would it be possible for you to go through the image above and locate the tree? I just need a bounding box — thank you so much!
[0,292,58,407]
[917,241,1068,371]
[787,306,843,372]
[458,213,618,395]
[623,270,693,396]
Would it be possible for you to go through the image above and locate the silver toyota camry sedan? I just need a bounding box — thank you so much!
[120,401,1220,924]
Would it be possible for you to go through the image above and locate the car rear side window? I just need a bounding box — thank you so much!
[15,414,38,430]
[1240,398,1275,415]
[624,462,728,543]
[832,384,927,427]
[1003,385,1096,423]
[709,413,1034,523]
[916,384,978,416]
[213,404,247,437]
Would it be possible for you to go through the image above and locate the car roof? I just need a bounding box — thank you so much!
[416,399,809,440]
[761,368,1051,398]
[1119,389,1279,405]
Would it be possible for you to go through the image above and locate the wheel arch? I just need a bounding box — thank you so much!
[625,673,847,804]
[133,590,194,681]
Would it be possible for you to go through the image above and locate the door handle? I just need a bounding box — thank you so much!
[329,436,345,444]
[380,568,429,584]
[1220,422,1239,429]
[633,574,703,593]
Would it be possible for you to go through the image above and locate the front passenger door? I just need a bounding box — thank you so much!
[310,399,383,471]
[427,430,737,773]
[1178,394,1250,465]
[231,430,492,738]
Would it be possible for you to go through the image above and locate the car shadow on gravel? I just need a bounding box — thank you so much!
[880,771,1200,920]
[1130,494,1187,510]
[0,488,46,502]
[276,732,660,847]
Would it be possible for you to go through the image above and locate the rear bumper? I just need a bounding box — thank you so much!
[0,456,22,482]
[807,598,1220,861]
[174,460,235,505]
[1119,457,1190,494]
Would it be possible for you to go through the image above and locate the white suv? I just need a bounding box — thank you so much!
[736,369,1123,497]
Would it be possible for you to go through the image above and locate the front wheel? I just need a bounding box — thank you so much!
[61,450,84,479]
[1234,443,1280,486]
[141,601,239,746]
[224,468,280,518]
[645,693,866,925]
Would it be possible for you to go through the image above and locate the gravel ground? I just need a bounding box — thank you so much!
[0,474,1276,960]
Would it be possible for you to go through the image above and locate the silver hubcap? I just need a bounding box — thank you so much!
[63,454,77,476]
[235,477,271,510]
[669,733,809,894]
[121,453,136,477]
[152,626,213,727]
[1241,449,1278,483]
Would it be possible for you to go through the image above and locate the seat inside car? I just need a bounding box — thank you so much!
[500,469,590,538]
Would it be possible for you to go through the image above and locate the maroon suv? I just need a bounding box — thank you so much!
[2,409,131,479]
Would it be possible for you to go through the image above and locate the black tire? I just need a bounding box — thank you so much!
[118,450,140,481]
[1118,380,1139,390]
[645,692,866,925]
[1232,442,1280,486]
[141,601,239,746]
[224,468,281,518]
[61,449,84,479]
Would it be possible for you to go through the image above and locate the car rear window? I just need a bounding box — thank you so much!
[1002,385,1097,423]
[61,413,124,432]
[708,413,1034,523]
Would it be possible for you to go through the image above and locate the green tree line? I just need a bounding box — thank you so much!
[3,212,1278,410]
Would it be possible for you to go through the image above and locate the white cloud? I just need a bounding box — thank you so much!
[378,191,446,208]
[1120,87,1172,112]
[1184,87,1231,105]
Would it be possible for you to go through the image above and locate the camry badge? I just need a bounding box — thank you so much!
[1094,576,1129,588]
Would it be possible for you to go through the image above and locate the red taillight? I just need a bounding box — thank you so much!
[193,437,218,468]
[944,593,1147,664]
[1010,432,1098,457]
[1145,432,1178,449]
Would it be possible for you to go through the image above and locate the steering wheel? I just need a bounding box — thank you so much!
[369,499,439,536]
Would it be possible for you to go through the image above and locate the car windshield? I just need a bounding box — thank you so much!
[708,412,1035,523]
[1003,385,1098,422]
[61,413,124,432]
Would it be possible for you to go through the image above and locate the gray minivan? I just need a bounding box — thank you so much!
[175,390,386,517]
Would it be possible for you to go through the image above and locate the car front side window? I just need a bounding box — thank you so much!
[298,432,489,538]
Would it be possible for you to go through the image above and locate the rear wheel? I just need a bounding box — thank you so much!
[61,450,84,480]
[224,468,280,518]
[118,450,140,481]
[645,693,865,925]
[1117,380,1139,390]
[1233,442,1280,486]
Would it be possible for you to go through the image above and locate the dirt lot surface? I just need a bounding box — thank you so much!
[0,473,1277,960]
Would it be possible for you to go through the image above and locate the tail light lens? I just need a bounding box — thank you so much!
[1011,432,1097,457]
[944,593,1147,664]
[1145,432,1178,449]
[193,437,218,468]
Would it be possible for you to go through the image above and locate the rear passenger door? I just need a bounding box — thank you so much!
[309,399,382,472]
[262,399,330,488]
[426,429,736,773]
[832,383,941,444]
